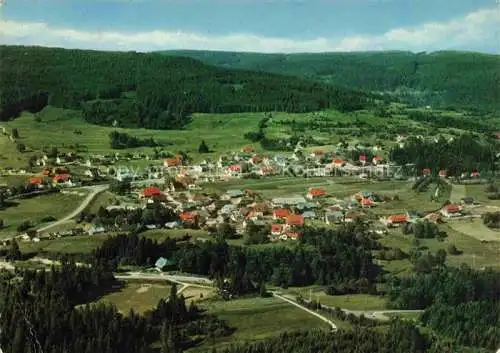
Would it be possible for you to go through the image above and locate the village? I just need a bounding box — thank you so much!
[1,137,490,245]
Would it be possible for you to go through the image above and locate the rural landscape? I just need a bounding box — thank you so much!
[0,22,500,353]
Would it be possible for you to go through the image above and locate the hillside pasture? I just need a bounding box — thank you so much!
[191,296,330,351]
[0,192,86,239]
[2,107,263,161]
[97,281,172,314]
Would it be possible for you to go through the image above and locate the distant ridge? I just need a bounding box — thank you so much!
[161,49,500,111]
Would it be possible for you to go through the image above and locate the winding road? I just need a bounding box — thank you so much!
[271,291,338,331]
[36,184,109,234]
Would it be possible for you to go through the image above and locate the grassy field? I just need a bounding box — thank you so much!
[18,234,106,254]
[0,129,31,169]
[207,176,444,214]
[447,218,500,242]
[0,192,86,238]
[181,286,216,304]
[140,229,210,241]
[379,224,500,271]
[450,183,467,203]
[191,296,330,351]
[84,191,118,214]
[283,286,387,311]
[2,107,264,162]
[97,281,172,314]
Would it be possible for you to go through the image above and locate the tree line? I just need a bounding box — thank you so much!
[0,45,370,128]
[164,50,500,112]
[109,131,164,149]
[387,264,500,349]
[0,261,233,353]
[212,321,472,353]
[389,134,497,175]
[90,225,380,296]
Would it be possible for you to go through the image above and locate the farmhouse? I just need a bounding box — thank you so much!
[332,159,345,168]
[438,169,447,178]
[440,204,462,218]
[142,186,162,198]
[383,214,409,227]
[164,158,180,168]
[179,211,196,224]
[306,187,326,200]
[273,208,292,220]
[28,177,43,187]
[271,224,283,236]
[372,156,383,165]
[361,197,375,208]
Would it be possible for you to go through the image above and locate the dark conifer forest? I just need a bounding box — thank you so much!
[0,45,370,128]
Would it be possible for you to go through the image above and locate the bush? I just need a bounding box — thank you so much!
[17,220,32,232]
[447,244,462,255]
[40,215,57,223]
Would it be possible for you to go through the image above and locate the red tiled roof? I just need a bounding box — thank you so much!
[54,174,70,182]
[143,186,162,198]
[271,224,283,233]
[388,214,408,223]
[241,145,255,152]
[286,215,305,226]
[308,187,326,197]
[373,156,382,161]
[443,204,461,213]
[29,177,42,185]
[439,169,447,177]
[361,198,374,206]
[164,158,180,167]
[228,165,241,172]
[333,159,344,165]
[359,155,366,161]
[179,212,195,221]
[273,208,291,219]
[422,168,431,174]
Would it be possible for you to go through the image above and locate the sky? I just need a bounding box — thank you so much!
[0,0,499,53]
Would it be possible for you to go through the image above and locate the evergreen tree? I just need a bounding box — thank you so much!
[198,140,210,153]
[7,239,21,261]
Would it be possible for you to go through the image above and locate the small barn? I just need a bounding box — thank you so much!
[155,257,175,271]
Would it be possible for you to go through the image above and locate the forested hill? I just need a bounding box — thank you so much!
[0,45,369,129]
[161,50,500,111]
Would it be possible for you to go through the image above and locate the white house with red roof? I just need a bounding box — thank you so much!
[306,187,326,200]
[372,156,383,165]
[438,169,447,178]
[271,224,283,236]
[226,165,242,177]
[440,204,462,218]
[273,208,291,220]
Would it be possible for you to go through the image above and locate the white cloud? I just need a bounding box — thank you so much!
[0,6,498,53]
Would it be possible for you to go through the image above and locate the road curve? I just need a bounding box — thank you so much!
[115,271,214,288]
[272,291,338,331]
[36,184,109,234]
